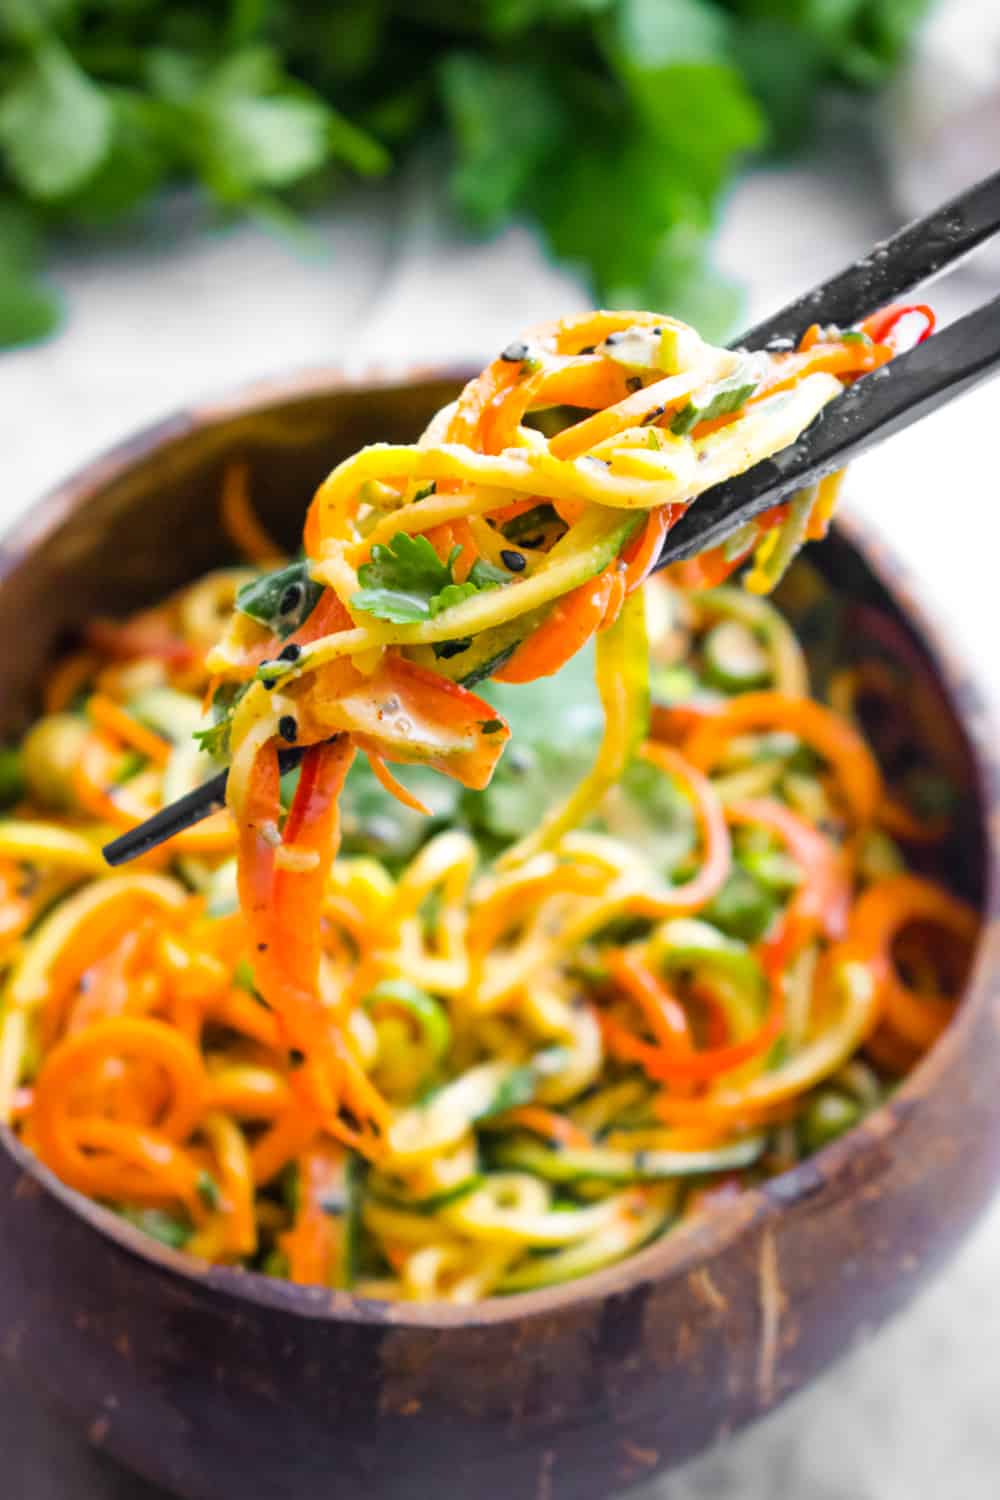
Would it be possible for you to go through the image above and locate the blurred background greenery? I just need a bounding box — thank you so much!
[0,0,932,349]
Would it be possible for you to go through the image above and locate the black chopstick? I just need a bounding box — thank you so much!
[101,171,1000,868]
[102,744,309,867]
[655,290,1000,567]
[736,167,1000,353]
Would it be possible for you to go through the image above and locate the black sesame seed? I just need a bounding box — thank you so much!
[499,549,526,572]
[278,643,301,662]
[625,375,643,393]
[279,583,303,615]
[605,331,624,345]
[642,406,665,426]
[433,638,472,660]
[500,340,529,362]
[652,326,663,334]
[578,344,596,355]
[278,715,298,742]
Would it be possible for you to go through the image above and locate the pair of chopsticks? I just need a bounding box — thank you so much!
[656,166,1000,565]
[104,167,1000,869]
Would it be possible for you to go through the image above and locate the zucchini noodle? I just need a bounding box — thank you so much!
[1,303,977,1300]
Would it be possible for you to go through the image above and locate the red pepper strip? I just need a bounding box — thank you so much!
[87,617,195,668]
[621,505,676,594]
[607,949,694,1053]
[861,303,936,354]
[493,567,617,683]
[727,798,849,979]
[602,958,784,1082]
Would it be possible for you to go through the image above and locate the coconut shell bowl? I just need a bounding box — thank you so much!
[0,368,998,1500]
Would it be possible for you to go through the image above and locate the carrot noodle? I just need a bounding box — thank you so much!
[88,694,172,765]
[220,460,285,566]
[366,752,432,815]
[683,692,883,826]
[846,875,978,1050]
[4,302,976,1300]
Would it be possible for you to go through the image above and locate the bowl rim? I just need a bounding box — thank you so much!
[2,362,997,1331]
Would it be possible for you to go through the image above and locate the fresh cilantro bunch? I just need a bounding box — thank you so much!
[352,532,509,623]
[0,0,932,349]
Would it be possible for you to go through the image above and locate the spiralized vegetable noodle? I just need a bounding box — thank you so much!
[1,303,978,1300]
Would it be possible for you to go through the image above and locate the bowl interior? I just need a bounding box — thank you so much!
[0,367,990,1325]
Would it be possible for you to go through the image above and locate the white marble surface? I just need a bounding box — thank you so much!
[2,137,999,1499]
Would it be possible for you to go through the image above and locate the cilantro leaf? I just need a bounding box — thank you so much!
[430,581,478,617]
[439,53,569,229]
[468,558,511,588]
[192,719,232,758]
[0,39,113,201]
[0,200,60,346]
[0,1,929,351]
[148,45,387,206]
[352,534,457,623]
[193,682,250,759]
[352,533,510,625]
[58,91,168,226]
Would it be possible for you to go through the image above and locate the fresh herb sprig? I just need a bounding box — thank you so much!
[352,532,510,624]
[0,0,930,349]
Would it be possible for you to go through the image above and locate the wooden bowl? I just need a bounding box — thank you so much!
[1,369,998,1500]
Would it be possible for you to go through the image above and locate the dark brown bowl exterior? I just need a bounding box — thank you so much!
[1,370,998,1500]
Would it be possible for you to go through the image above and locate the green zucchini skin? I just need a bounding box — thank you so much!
[491,1132,765,1185]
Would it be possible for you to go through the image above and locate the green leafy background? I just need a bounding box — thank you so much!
[0,0,931,349]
